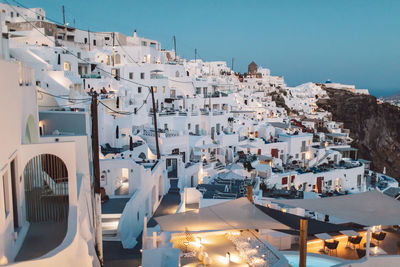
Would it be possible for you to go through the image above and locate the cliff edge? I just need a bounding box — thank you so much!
[317,87,400,180]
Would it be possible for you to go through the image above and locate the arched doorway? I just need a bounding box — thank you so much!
[24,154,69,222]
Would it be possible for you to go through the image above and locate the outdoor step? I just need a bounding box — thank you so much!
[169,187,180,193]
[102,214,121,241]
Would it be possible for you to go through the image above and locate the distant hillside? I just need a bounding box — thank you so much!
[317,87,400,180]
[383,90,400,100]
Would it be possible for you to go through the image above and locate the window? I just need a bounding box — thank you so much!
[16,13,19,17]
[63,62,70,71]
[164,124,168,130]
[93,39,96,46]
[2,172,10,218]
[105,37,110,40]
[295,153,299,159]
[188,123,191,130]
[196,87,201,94]
[77,52,81,59]
[162,86,165,93]
[357,174,362,187]
[140,72,145,79]
[129,72,133,79]
[138,87,142,93]
[153,86,157,93]
[11,12,14,18]
[84,38,87,44]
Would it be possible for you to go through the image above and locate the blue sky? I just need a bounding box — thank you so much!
[7,0,400,96]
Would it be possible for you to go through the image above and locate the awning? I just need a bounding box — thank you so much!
[154,198,290,232]
[256,205,357,235]
[269,190,400,226]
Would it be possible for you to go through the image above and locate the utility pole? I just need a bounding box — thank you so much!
[112,32,115,66]
[194,48,197,63]
[62,5,65,25]
[88,27,91,51]
[91,92,103,265]
[173,35,176,61]
[150,86,161,159]
[299,219,308,267]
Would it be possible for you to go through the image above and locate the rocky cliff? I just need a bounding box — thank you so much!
[317,87,400,180]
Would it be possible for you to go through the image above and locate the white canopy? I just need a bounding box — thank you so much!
[154,198,290,232]
[270,190,400,226]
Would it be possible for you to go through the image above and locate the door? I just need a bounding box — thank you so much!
[271,148,279,158]
[316,177,323,193]
[10,159,19,230]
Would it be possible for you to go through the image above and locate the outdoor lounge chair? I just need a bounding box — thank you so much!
[324,240,339,256]
[347,236,362,249]
[372,231,386,246]
[356,248,366,258]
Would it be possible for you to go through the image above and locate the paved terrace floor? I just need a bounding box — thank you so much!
[176,232,248,267]
[15,222,67,262]
[103,189,181,267]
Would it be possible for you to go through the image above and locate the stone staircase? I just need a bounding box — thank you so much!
[102,214,121,241]
[168,178,180,193]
